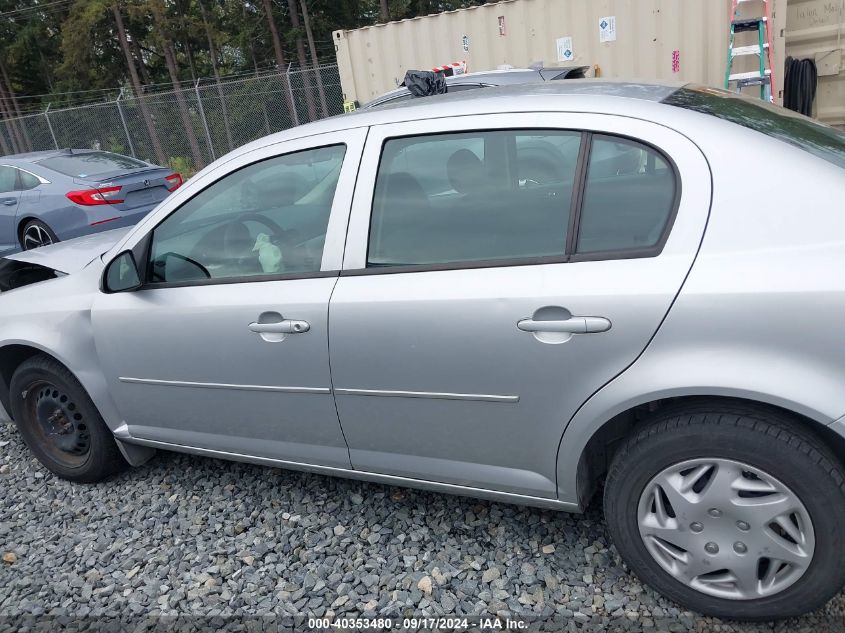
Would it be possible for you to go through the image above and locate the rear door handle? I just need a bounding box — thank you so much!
[248,319,310,334]
[517,316,611,334]
[1,198,16,206]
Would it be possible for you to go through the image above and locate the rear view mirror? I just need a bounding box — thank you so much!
[102,250,142,293]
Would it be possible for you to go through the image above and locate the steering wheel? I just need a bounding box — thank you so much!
[238,213,289,242]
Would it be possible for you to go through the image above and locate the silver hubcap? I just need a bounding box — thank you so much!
[22,224,52,250]
[637,458,814,600]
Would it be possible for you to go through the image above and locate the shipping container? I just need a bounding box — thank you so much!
[786,0,845,127]
[334,0,793,108]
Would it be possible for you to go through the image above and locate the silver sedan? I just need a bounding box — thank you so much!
[1,81,844,621]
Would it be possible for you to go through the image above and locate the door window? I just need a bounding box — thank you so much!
[576,136,676,254]
[0,166,17,193]
[368,130,582,266]
[148,144,346,284]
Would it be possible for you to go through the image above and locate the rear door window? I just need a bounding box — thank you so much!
[576,135,677,254]
[0,166,16,193]
[368,130,582,266]
[367,128,679,268]
[37,151,149,178]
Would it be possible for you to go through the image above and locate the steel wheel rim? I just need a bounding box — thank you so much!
[24,380,90,467]
[637,457,814,600]
[22,224,52,250]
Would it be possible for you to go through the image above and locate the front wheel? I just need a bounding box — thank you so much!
[9,355,126,482]
[604,401,845,620]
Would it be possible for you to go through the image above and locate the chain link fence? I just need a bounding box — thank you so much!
[0,65,345,174]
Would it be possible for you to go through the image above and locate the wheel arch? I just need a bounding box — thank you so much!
[0,343,45,418]
[0,341,154,466]
[0,341,100,423]
[564,392,845,510]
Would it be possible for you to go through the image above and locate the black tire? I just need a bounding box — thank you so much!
[604,400,845,620]
[20,218,59,250]
[9,354,126,482]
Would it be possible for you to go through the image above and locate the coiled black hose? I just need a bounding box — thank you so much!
[783,57,818,116]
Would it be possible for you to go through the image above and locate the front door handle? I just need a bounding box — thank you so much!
[248,319,310,334]
[517,316,611,334]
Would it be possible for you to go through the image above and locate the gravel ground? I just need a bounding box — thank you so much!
[1,418,844,632]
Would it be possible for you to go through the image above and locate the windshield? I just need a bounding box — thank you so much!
[38,151,149,178]
[663,85,845,170]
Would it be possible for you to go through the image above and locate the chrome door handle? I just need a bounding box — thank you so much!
[248,319,310,334]
[517,316,611,334]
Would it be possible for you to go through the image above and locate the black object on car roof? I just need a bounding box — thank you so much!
[364,64,591,108]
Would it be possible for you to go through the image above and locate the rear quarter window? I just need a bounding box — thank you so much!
[663,85,845,170]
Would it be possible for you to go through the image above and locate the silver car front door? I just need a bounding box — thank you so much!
[330,113,711,499]
[92,129,366,468]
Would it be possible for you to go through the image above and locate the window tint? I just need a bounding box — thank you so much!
[38,151,148,178]
[0,166,16,193]
[576,135,676,254]
[663,85,845,170]
[18,170,40,190]
[149,144,345,284]
[368,130,581,266]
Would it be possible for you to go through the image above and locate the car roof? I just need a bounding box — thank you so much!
[345,80,685,126]
[0,149,106,165]
[368,68,542,103]
[0,150,66,163]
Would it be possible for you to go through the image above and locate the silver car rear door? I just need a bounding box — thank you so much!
[329,112,711,499]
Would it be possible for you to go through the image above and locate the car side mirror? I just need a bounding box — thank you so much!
[102,250,142,293]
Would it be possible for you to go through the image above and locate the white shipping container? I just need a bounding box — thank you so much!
[333,0,793,108]
[786,0,845,127]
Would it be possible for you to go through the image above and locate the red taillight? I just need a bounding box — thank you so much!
[66,186,124,206]
[165,173,183,192]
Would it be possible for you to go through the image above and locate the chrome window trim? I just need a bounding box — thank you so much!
[0,165,51,185]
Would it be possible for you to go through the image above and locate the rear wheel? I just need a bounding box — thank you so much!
[604,401,845,620]
[9,355,126,482]
[20,219,58,250]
